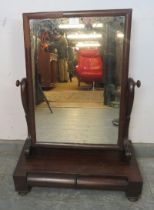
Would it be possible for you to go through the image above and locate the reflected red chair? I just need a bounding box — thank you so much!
[76,49,103,87]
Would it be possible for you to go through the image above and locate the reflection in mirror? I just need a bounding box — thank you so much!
[30,15,125,144]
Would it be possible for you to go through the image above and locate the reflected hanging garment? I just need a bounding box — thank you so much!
[37,46,51,88]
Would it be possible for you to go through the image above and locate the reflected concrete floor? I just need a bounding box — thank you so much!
[0,141,154,210]
[35,107,119,144]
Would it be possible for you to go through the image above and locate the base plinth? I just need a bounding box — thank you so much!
[13,140,143,201]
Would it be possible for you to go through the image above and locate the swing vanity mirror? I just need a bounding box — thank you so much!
[13,9,143,201]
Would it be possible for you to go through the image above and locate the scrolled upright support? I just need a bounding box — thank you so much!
[16,78,32,157]
[123,78,141,162]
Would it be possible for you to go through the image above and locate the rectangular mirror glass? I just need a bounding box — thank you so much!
[29,13,125,144]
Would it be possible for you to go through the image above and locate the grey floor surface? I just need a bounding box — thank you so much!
[0,141,154,210]
[35,107,119,144]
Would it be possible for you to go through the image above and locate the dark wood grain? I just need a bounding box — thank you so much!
[13,139,142,200]
[16,78,32,156]
[122,78,141,162]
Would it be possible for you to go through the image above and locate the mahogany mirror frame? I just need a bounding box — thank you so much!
[14,9,143,201]
[22,9,134,151]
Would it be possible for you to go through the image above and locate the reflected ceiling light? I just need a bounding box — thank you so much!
[92,23,103,28]
[117,32,124,38]
[67,33,102,40]
[76,42,101,48]
[58,24,85,29]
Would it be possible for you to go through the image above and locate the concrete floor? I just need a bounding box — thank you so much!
[35,107,119,144]
[0,141,154,210]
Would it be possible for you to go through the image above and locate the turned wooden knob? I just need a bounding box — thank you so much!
[16,80,21,87]
[136,80,141,88]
